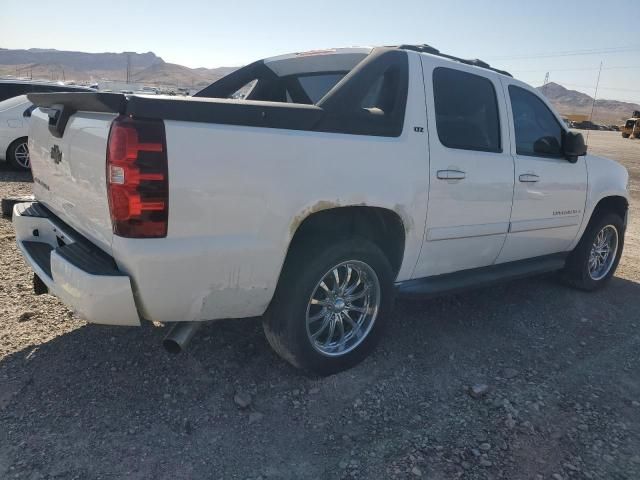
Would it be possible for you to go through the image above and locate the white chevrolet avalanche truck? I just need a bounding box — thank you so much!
[14,45,629,374]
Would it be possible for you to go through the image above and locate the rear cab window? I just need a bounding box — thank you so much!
[432,67,502,152]
[193,48,409,137]
[248,72,347,104]
[293,73,346,103]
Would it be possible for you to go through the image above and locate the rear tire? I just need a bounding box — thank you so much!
[263,237,394,375]
[563,212,624,291]
[7,137,30,171]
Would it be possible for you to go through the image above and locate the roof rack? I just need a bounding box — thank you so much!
[397,44,512,77]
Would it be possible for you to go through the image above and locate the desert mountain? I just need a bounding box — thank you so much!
[0,48,237,88]
[538,82,639,125]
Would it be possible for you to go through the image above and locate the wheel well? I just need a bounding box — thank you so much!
[592,196,629,224]
[288,206,406,276]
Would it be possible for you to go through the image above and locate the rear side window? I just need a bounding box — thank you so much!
[433,68,501,152]
[509,85,563,157]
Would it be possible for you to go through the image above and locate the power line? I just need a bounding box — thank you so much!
[587,62,603,144]
[486,45,640,61]
[511,65,640,73]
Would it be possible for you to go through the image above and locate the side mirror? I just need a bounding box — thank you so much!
[562,130,587,163]
[533,136,561,155]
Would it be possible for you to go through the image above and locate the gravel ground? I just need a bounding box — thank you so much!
[0,130,639,480]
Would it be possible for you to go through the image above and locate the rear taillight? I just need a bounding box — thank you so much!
[106,116,168,238]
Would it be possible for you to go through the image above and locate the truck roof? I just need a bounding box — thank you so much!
[263,47,373,76]
[261,44,512,78]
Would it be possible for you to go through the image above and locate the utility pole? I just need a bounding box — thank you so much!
[126,54,132,83]
[587,61,603,144]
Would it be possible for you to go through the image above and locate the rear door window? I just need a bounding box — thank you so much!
[432,67,502,153]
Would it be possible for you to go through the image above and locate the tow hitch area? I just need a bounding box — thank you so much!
[163,322,202,354]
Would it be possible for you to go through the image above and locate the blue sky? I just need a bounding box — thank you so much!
[2,0,639,102]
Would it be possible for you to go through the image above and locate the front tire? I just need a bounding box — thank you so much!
[7,137,30,171]
[263,237,394,375]
[563,212,624,291]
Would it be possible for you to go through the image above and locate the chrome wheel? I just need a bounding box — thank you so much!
[306,260,380,357]
[588,225,618,281]
[13,142,30,169]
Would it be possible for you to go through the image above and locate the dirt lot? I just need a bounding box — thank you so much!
[0,131,639,480]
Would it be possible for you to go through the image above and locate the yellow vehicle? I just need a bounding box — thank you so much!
[622,112,640,138]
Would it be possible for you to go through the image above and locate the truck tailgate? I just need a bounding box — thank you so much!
[29,107,117,254]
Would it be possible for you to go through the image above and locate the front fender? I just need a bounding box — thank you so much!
[568,154,629,250]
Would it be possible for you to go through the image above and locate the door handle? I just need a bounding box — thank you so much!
[437,170,466,180]
[519,173,540,183]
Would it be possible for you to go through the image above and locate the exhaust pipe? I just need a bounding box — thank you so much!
[163,322,202,354]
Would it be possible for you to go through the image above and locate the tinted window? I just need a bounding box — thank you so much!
[433,68,501,152]
[296,74,345,103]
[0,84,29,102]
[359,67,402,115]
[313,49,409,137]
[509,85,563,156]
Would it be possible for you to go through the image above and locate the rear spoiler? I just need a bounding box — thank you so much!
[27,92,126,138]
[26,91,325,138]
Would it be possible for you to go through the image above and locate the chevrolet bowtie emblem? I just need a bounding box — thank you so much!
[50,145,62,164]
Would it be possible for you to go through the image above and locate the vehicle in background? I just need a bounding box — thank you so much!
[15,45,629,374]
[572,120,600,131]
[141,86,159,95]
[0,96,33,169]
[621,114,640,138]
[0,80,94,170]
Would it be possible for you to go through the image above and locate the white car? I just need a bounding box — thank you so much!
[14,45,630,374]
[0,95,32,170]
[0,80,95,170]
